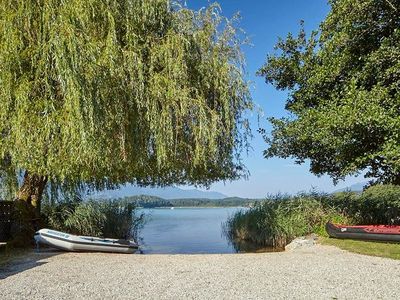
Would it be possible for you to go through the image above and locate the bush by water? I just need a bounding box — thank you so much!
[224,185,400,249]
[42,199,144,240]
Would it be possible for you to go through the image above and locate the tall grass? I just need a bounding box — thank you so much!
[224,185,400,249]
[224,194,352,249]
[327,185,400,225]
[42,199,144,240]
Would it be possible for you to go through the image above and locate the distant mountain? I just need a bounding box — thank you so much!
[91,184,228,200]
[333,182,368,193]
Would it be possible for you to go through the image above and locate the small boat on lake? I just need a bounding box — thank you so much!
[34,229,138,253]
[326,222,400,242]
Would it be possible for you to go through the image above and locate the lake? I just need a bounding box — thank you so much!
[138,207,244,254]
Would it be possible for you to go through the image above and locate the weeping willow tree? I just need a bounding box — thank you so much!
[0,0,252,213]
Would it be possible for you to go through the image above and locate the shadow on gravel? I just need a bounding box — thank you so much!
[0,248,62,280]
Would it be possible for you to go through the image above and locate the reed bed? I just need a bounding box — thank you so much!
[224,194,352,249]
[224,185,400,249]
[42,199,144,240]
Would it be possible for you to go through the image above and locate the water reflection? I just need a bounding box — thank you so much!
[138,207,282,254]
[139,207,241,254]
[226,238,284,253]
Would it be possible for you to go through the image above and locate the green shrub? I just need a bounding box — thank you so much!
[327,185,400,225]
[224,185,400,250]
[42,201,80,232]
[42,199,144,240]
[101,200,144,240]
[224,194,352,249]
[323,191,360,218]
[63,201,107,237]
[357,185,400,225]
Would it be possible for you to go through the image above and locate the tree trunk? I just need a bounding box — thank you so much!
[16,171,48,214]
[10,172,47,246]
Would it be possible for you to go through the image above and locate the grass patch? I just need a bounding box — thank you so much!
[320,237,400,260]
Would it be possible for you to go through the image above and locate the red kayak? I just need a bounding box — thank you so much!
[326,222,400,242]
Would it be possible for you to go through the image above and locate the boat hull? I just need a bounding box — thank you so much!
[326,222,400,242]
[35,229,138,254]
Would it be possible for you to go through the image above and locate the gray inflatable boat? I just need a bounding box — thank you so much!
[34,229,138,253]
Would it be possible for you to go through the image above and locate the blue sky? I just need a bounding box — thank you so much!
[180,0,364,198]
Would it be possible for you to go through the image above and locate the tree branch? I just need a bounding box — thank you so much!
[385,0,398,11]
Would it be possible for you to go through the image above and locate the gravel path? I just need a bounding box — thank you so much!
[1,245,400,299]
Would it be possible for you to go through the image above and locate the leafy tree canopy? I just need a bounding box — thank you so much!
[258,0,400,185]
[0,0,252,203]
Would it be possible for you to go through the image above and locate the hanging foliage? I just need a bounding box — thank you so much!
[0,0,252,205]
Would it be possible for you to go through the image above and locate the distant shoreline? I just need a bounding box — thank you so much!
[137,206,249,209]
[120,195,257,209]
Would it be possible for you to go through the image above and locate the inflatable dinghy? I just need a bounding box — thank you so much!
[326,222,400,242]
[34,229,138,253]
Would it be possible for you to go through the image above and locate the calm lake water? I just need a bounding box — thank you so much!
[138,207,244,254]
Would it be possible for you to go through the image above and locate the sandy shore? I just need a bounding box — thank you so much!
[1,245,400,299]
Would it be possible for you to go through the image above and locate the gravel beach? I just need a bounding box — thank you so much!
[1,244,400,300]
